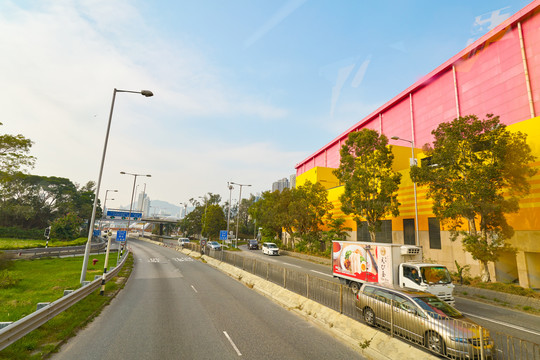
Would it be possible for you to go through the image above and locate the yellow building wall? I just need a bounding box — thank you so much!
[295,116,540,287]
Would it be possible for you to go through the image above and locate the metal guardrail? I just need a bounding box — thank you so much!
[191,245,539,360]
[3,238,109,259]
[0,251,129,351]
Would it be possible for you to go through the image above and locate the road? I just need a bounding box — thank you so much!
[197,242,540,344]
[53,238,364,360]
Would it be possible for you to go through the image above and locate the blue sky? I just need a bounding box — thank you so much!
[0,0,532,213]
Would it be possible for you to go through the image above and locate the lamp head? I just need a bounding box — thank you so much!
[391,136,400,140]
[141,90,153,97]
[120,171,126,174]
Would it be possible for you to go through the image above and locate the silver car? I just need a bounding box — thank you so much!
[356,283,493,358]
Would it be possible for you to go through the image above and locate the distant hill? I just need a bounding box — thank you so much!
[119,199,191,217]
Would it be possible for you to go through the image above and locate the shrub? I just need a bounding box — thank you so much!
[0,269,17,288]
[0,226,43,239]
[51,213,83,241]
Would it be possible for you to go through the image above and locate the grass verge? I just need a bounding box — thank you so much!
[0,253,134,359]
[0,238,88,250]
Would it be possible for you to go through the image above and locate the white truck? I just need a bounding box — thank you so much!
[332,241,455,305]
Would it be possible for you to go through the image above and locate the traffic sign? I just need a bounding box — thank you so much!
[116,230,127,242]
[106,209,142,220]
[93,230,101,237]
[219,230,228,240]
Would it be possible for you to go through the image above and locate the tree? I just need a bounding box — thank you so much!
[248,190,286,240]
[0,122,35,173]
[203,204,226,240]
[50,212,83,241]
[333,129,401,242]
[288,180,333,250]
[410,114,537,282]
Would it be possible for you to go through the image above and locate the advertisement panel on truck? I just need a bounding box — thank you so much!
[332,242,393,285]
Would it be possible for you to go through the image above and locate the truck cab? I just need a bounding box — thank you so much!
[399,263,455,305]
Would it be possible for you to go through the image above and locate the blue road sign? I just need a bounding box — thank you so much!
[93,230,101,237]
[116,230,127,242]
[106,210,143,220]
[219,230,228,240]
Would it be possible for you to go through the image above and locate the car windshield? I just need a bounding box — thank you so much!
[413,296,463,319]
[210,241,219,245]
[420,266,452,285]
[266,243,277,248]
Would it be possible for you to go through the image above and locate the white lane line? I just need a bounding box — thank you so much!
[310,270,333,278]
[462,312,540,336]
[223,331,242,356]
[191,285,198,293]
[282,262,301,268]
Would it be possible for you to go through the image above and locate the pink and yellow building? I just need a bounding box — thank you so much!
[295,1,540,288]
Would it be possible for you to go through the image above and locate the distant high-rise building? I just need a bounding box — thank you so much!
[289,174,296,189]
[272,177,289,192]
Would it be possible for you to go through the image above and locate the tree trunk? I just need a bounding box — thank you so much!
[480,260,491,282]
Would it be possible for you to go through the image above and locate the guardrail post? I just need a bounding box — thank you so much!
[339,285,343,314]
[266,262,269,280]
[479,326,484,360]
[306,274,309,299]
[390,299,394,337]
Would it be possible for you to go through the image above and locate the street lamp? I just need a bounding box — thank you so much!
[391,136,419,246]
[230,182,251,248]
[226,182,234,246]
[80,88,153,284]
[198,196,208,238]
[120,172,151,240]
[103,189,118,218]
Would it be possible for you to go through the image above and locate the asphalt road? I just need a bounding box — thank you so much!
[210,243,540,344]
[52,238,365,360]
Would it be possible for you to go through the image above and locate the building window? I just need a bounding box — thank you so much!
[403,219,415,245]
[357,220,392,243]
[428,217,441,249]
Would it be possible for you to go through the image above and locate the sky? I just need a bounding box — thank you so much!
[0,0,533,213]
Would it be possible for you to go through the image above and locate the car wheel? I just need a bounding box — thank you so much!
[425,331,446,355]
[350,281,361,294]
[363,307,376,326]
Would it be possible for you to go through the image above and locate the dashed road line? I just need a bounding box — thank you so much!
[191,285,198,293]
[223,331,242,356]
[282,262,301,268]
[310,270,333,277]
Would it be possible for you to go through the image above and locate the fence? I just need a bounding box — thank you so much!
[189,244,539,360]
[3,238,109,259]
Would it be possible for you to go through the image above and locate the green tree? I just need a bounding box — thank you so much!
[410,114,537,282]
[333,129,401,242]
[288,180,333,250]
[50,212,83,241]
[248,190,286,240]
[0,122,35,173]
[203,204,226,240]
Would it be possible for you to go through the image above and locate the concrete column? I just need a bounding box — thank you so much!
[516,251,530,288]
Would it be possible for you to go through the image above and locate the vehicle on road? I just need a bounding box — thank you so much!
[332,241,454,305]
[356,283,492,358]
[206,241,222,251]
[247,239,259,250]
[178,238,190,246]
[262,242,279,255]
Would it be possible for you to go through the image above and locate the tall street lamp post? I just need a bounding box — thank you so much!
[100,189,118,231]
[226,182,234,246]
[198,196,208,238]
[391,136,419,246]
[80,88,153,284]
[230,182,251,248]
[120,172,151,245]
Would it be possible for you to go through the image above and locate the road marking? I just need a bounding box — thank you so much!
[282,262,301,268]
[191,285,198,293]
[172,257,193,262]
[310,270,333,278]
[462,312,540,336]
[148,258,160,263]
[223,331,242,356]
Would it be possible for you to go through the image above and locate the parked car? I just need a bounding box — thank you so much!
[262,242,279,255]
[356,283,493,358]
[178,238,190,246]
[247,239,259,250]
[206,241,222,251]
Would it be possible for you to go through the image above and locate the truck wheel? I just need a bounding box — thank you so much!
[363,307,375,326]
[350,281,361,294]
